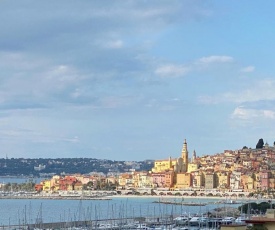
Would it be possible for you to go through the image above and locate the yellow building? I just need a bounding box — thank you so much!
[241,174,254,191]
[187,163,198,173]
[132,171,153,188]
[118,173,133,189]
[140,172,153,188]
[74,181,83,191]
[176,173,192,189]
[152,157,176,173]
[254,172,261,190]
[42,180,51,192]
[192,171,203,188]
[217,171,230,189]
[151,139,189,173]
[50,175,60,191]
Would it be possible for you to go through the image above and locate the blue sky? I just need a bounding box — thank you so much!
[0,0,275,160]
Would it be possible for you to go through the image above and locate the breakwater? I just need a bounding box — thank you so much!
[152,200,207,206]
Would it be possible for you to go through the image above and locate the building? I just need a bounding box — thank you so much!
[246,209,275,229]
[217,171,230,189]
[176,172,192,189]
[151,139,189,174]
[205,172,216,190]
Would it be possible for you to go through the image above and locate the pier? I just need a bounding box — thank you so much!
[0,216,175,230]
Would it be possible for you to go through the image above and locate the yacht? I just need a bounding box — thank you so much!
[235,215,249,224]
[221,217,235,225]
[189,216,200,226]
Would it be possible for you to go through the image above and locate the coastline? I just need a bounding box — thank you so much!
[0,193,268,202]
[110,194,264,201]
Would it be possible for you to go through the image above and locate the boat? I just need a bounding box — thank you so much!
[135,223,149,229]
[221,217,236,225]
[173,216,189,225]
[198,217,209,226]
[235,215,249,224]
[189,216,200,226]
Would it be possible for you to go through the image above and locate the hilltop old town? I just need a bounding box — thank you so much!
[31,138,275,197]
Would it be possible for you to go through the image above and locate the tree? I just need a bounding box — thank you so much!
[238,202,275,214]
[256,138,264,149]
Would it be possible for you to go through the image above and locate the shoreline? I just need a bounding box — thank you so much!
[0,193,269,202]
[110,194,266,201]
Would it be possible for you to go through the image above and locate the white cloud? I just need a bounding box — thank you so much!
[198,55,234,64]
[103,39,124,49]
[241,65,255,73]
[232,106,275,120]
[62,136,80,143]
[232,107,256,120]
[199,79,275,105]
[223,79,275,103]
[197,95,219,105]
[263,110,275,119]
[155,64,189,77]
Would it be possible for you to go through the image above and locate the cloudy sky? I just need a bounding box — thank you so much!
[0,0,275,161]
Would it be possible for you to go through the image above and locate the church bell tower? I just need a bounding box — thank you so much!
[181,139,188,169]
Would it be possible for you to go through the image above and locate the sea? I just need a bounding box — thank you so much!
[0,177,246,226]
[0,197,243,226]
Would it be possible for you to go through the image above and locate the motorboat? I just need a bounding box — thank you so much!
[198,217,209,226]
[173,216,189,225]
[189,216,200,226]
[208,217,222,227]
[221,217,235,225]
[235,215,249,224]
[135,223,149,229]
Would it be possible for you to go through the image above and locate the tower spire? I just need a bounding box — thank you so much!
[192,150,196,163]
[181,139,188,167]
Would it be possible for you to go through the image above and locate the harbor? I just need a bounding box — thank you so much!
[0,195,259,229]
[0,211,246,229]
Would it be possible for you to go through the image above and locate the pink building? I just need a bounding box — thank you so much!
[152,172,166,188]
[152,171,174,188]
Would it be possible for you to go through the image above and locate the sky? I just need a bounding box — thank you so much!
[0,0,275,161]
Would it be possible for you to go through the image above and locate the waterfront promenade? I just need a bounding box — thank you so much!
[0,188,260,199]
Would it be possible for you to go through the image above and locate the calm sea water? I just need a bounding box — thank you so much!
[0,177,244,226]
[0,197,241,226]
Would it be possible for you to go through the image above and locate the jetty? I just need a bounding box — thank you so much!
[152,200,207,206]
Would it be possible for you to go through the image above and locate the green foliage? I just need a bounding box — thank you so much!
[256,138,264,149]
[2,182,35,191]
[238,202,274,214]
[248,192,254,197]
[0,158,154,176]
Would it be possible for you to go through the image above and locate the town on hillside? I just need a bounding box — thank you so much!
[31,138,275,198]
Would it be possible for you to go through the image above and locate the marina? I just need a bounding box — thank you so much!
[0,195,253,229]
